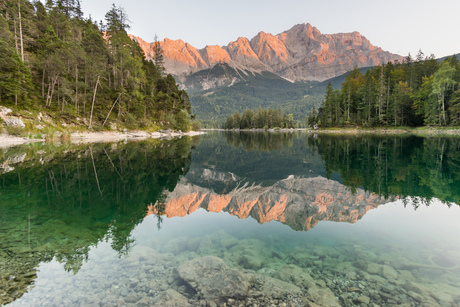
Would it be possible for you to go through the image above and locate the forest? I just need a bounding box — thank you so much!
[224,108,296,129]
[310,52,460,127]
[0,0,193,131]
[189,68,324,128]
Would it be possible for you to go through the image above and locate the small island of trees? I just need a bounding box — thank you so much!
[225,108,296,129]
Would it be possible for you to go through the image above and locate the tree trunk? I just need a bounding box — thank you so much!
[47,74,59,107]
[347,89,351,121]
[387,76,390,112]
[108,66,111,88]
[103,93,122,126]
[368,92,371,122]
[42,69,46,97]
[13,16,19,54]
[441,92,446,125]
[84,73,87,117]
[118,95,122,118]
[75,65,78,111]
[57,78,60,108]
[18,0,24,62]
[89,75,101,129]
[46,78,51,105]
[120,50,123,87]
[380,68,385,122]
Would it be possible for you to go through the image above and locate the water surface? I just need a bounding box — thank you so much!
[1,132,460,306]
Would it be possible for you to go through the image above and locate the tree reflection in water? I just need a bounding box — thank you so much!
[0,138,194,304]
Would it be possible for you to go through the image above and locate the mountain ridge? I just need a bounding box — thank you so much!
[131,23,403,84]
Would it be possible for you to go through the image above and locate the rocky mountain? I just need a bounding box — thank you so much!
[131,23,402,84]
[147,175,390,231]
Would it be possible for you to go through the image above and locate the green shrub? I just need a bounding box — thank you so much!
[175,110,191,132]
[191,120,201,131]
[5,126,25,136]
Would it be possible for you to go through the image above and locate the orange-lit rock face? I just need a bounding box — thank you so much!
[226,37,258,58]
[130,23,402,82]
[147,176,391,231]
[224,37,266,69]
[161,39,207,68]
[250,31,289,65]
[200,45,231,66]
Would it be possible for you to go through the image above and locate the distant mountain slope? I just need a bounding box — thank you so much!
[131,23,403,86]
[319,53,460,90]
[437,53,460,63]
[318,66,374,90]
[187,64,324,124]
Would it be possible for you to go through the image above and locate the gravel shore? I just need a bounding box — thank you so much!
[0,130,205,149]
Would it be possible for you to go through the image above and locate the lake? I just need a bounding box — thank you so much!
[1,131,460,306]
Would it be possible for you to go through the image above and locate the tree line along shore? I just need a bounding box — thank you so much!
[309,53,460,128]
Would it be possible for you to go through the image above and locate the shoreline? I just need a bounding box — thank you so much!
[206,127,460,136]
[312,128,460,136]
[0,130,206,149]
[70,130,205,144]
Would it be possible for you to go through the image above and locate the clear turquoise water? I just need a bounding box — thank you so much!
[1,132,460,306]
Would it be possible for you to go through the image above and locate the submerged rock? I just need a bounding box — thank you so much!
[382,264,398,280]
[274,264,315,288]
[307,285,341,307]
[177,256,252,301]
[253,275,302,299]
[153,289,190,307]
[367,263,382,275]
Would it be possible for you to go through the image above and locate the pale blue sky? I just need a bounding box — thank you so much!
[78,0,459,58]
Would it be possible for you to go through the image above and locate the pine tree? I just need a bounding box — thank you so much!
[152,34,165,75]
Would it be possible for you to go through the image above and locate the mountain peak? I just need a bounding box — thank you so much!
[132,23,402,83]
[200,45,231,66]
[283,23,321,40]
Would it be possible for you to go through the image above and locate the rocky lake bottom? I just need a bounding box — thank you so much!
[5,202,460,307]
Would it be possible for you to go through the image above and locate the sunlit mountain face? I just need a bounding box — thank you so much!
[131,23,402,84]
[1,132,460,306]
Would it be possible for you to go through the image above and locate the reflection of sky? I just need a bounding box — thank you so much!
[349,199,460,247]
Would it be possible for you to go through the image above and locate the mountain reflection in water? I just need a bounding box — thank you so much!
[1,131,460,306]
[149,176,388,231]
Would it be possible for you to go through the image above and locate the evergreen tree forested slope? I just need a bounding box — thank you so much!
[0,1,192,131]
[188,66,325,127]
[312,53,460,127]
